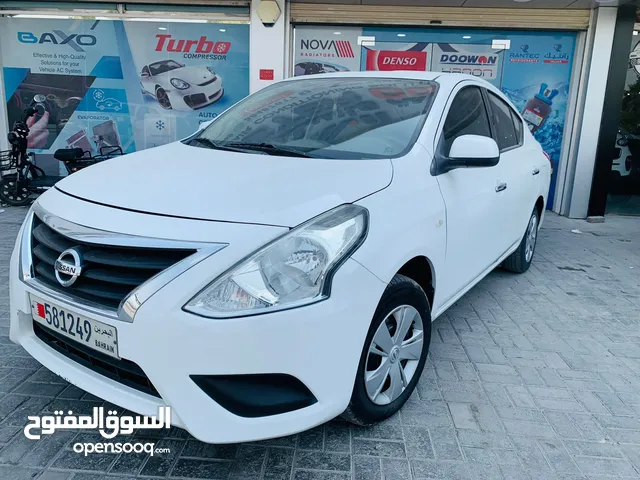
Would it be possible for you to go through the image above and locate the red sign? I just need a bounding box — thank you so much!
[154,34,231,55]
[366,50,428,72]
[259,69,275,80]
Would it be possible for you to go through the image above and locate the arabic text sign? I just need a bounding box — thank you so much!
[24,406,171,440]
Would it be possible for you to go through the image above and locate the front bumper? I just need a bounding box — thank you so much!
[9,195,386,444]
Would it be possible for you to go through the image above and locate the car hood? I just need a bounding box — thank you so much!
[161,66,214,84]
[55,142,393,228]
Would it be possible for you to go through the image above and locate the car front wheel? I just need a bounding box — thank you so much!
[156,87,172,110]
[503,207,539,273]
[342,274,431,426]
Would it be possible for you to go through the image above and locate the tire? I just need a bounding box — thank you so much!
[156,87,172,110]
[502,207,539,274]
[0,177,31,206]
[342,274,432,426]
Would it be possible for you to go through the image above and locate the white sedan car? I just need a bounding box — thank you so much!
[10,72,549,444]
[140,60,223,110]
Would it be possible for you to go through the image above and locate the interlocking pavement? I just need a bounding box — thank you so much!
[1,206,640,480]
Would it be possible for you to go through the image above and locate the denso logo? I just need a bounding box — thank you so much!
[366,50,427,72]
[439,54,498,66]
[18,31,97,52]
[300,39,355,58]
[155,34,230,54]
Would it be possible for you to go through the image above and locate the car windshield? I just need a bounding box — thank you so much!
[193,77,439,159]
[149,60,183,75]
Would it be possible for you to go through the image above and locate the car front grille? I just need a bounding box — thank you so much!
[30,215,196,310]
[33,321,161,398]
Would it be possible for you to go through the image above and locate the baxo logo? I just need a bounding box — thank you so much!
[300,39,355,58]
[18,31,97,52]
[54,247,84,287]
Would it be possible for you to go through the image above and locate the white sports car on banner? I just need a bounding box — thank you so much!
[140,60,223,110]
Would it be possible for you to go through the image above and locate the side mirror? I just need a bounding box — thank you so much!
[434,135,500,175]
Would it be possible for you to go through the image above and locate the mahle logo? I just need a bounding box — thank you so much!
[18,30,97,52]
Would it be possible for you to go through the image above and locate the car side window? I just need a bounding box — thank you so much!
[511,109,524,145]
[487,92,519,151]
[441,86,492,156]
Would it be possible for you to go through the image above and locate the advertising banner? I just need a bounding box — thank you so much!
[363,42,431,72]
[293,26,362,76]
[293,26,577,209]
[0,17,249,168]
[432,44,504,87]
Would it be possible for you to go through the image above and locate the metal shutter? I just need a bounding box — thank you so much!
[290,4,590,30]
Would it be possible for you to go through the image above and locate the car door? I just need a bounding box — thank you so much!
[434,83,511,304]
[484,90,539,250]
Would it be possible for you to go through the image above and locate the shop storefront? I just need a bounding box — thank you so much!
[2,1,638,218]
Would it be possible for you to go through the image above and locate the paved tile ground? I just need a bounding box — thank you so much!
[1,206,640,480]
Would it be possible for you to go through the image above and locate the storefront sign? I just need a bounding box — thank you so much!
[260,69,275,80]
[365,50,427,71]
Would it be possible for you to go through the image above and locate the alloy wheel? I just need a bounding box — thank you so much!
[525,214,538,263]
[365,305,424,405]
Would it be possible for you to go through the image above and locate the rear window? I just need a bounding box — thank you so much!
[195,77,439,159]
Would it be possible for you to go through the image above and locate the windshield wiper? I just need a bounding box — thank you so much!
[223,142,315,158]
[187,137,247,153]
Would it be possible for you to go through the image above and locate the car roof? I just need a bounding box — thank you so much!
[280,71,511,103]
[282,71,494,89]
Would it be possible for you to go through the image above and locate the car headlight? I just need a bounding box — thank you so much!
[170,78,190,90]
[184,204,368,318]
[206,67,216,75]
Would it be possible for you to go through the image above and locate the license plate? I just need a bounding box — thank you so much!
[30,295,119,359]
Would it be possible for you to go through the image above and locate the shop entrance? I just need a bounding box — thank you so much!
[608,20,640,215]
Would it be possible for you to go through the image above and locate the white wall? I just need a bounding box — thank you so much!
[249,0,286,94]
[568,7,618,218]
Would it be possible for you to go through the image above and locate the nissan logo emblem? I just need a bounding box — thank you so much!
[54,247,84,287]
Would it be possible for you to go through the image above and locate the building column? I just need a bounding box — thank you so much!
[568,7,618,219]
[586,4,636,218]
[249,0,286,94]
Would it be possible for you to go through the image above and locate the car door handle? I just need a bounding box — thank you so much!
[532,168,540,176]
[495,183,507,193]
